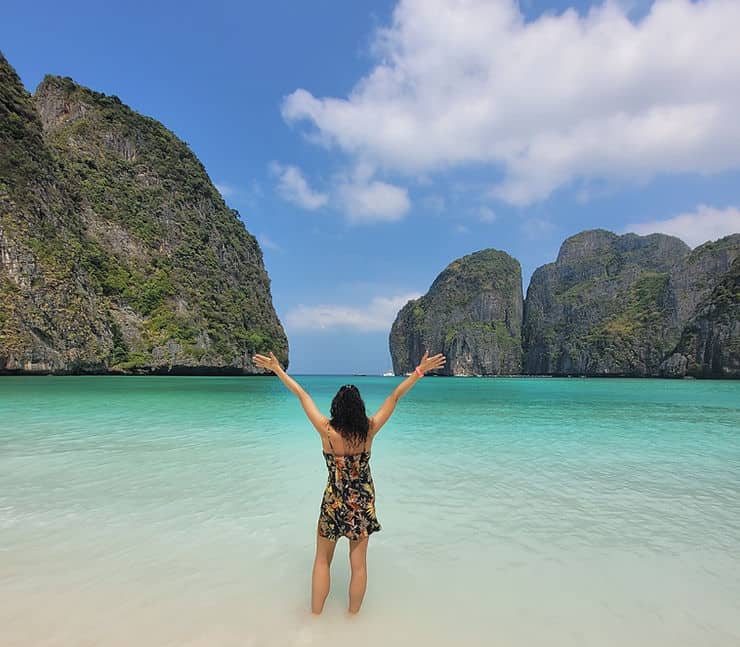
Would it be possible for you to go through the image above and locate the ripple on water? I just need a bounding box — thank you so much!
[1,375,739,646]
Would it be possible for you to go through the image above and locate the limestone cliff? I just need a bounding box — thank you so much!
[522,230,739,377]
[663,234,740,331]
[0,53,287,374]
[660,254,740,378]
[389,249,522,376]
[522,229,692,376]
[392,229,738,378]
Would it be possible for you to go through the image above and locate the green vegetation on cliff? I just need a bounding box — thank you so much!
[583,271,671,347]
[522,230,693,376]
[390,248,523,376]
[391,230,737,378]
[0,52,287,374]
[665,256,740,377]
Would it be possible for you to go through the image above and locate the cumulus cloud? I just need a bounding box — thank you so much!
[282,0,740,205]
[270,162,328,210]
[285,292,422,332]
[624,204,740,248]
[337,178,411,223]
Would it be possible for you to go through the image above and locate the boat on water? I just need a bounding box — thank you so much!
[383,371,394,376]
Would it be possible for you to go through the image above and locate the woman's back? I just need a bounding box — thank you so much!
[319,420,380,541]
[321,422,373,457]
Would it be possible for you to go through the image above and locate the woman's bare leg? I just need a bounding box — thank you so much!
[311,530,337,614]
[348,535,369,614]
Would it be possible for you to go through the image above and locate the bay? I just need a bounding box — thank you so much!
[1,375,739,646]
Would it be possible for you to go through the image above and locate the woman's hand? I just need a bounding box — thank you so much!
[252,352,324,429]
[379,349,447,422]
[417,350,446,374]
[253,351,283,373]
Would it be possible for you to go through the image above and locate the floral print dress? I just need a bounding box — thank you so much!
[318,425,382,541]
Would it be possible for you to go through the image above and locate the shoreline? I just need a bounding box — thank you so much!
[0,370,725,379]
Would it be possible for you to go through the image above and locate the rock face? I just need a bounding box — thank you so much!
[522,229,691,376]
[660,255,740,378]
[0,53,287,374]
[389,249,523,376]
[663,234,740,332]
[390,229,739,378]
[523,229,739,377]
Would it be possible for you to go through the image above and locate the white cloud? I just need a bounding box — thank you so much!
[454,224,470,234]
[478,206,496,223]
[282,0,740,205]
[520,217,556,240]
[422,194,446,214]
[214,182,235,198]
[337,178,410,223]
[624,204,740,248]
[257,233,281,251]
[270,162,328,210]
[285,292,422,332]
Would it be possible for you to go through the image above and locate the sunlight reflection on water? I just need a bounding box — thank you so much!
[1,376,739,646]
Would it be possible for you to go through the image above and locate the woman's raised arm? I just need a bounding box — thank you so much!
[252,352,328,433]
[369,351,446,436]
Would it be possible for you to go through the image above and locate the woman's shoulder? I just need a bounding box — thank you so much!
[326,421,373,453]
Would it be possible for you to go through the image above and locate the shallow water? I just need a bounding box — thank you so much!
[1,375,739,646]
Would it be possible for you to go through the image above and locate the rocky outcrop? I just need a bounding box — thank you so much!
[522,229,692,376]
[660,255,740,378]
[0,52,287,374]
[390,229,739,378]
[523,229,690,375]
[522,230,739,377]
[389,249,522,375]
[664,234,740,329]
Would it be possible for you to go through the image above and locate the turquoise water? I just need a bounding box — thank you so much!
[1,375,739,646]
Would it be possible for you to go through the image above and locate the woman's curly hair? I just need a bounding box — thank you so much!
[329,384,369,449]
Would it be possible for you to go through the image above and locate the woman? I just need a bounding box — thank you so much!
[251,350,446,615]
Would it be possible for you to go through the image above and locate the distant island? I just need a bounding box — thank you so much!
[390,230,739,379]
[0,52,287,375]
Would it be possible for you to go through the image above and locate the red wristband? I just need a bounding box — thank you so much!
[414,366,424,377]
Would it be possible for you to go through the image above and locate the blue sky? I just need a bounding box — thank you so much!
[3,0,740,374]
